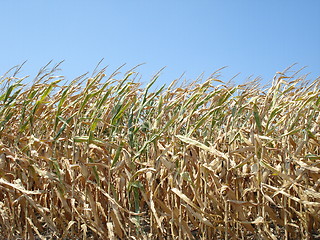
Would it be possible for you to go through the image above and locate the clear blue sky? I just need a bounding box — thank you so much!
[1,1,319,86]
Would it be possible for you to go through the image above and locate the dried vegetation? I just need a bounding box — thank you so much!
[0,63,319,239]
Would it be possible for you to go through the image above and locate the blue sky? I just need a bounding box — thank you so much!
[1,1,319,87]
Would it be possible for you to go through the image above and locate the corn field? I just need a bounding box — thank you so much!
[0,63,319,239]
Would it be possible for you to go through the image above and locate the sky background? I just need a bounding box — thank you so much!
[1,1,319,87]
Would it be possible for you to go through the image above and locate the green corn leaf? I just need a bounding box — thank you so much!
[253,104,262,133]
[112,142,124,167]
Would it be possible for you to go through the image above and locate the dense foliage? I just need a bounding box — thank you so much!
[0,64,319,239]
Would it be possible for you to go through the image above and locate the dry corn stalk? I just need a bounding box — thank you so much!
[0,63,319,239]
